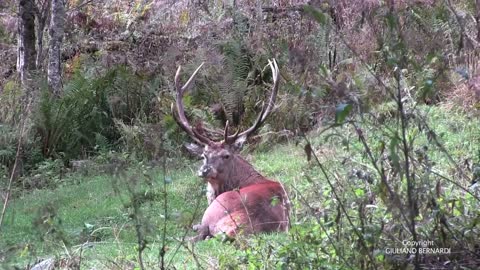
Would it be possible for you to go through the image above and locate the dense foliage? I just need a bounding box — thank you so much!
[1,0,480,269]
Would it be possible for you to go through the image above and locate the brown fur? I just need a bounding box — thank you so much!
[172,59,288,241]
[192,181,289,241]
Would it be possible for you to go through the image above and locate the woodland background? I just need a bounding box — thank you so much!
[1,0,480,269]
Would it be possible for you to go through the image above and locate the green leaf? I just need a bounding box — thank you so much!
[319,64,329,77]
[303,5,328,25]
[354,188,365,197]
[335,103,352,124]
[389,135,400,170]
[375,251,385,262]
[271,196,280,206]
[385,13,397,29]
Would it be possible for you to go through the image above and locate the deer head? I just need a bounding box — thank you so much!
[172,60,281,202]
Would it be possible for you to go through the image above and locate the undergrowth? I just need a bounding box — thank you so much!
[1,106,479,269]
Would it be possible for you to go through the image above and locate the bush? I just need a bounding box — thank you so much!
[34,66,159,161]
[0,79,23,124]
[0,125,17,175]
[24,159,65,189]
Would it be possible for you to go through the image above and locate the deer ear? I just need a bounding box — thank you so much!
[185,143,204,156]
[232,135,247,151]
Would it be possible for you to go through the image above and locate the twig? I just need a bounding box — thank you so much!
[303,134,378,269]
[160,135,168,269]
[174,239,208,269]
[394,67,420,269]
[350,121,412,230]
[166,181,204,269]
[65,0,96,13]
[0,100,31,233]
[237,189,254,233]
[290,184,354,270]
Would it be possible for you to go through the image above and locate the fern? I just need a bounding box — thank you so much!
[0,125,17,167]
[34,68,122,159]
[218,40,252,126]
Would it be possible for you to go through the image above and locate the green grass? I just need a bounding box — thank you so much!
[0,143,307,269]
[1,105,479,269]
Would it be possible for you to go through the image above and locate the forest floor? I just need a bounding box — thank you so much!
[1,105,479,269]
[1,138,304,269]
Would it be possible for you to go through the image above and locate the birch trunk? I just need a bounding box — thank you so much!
[476,0,480,42]
[35,0,51,69]
[47,0,65,96]
[17,0,37,88]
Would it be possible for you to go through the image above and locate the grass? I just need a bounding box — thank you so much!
[0,141,307,269]
[1,105,479,269]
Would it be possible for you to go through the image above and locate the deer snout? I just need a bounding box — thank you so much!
[198,165,214,178]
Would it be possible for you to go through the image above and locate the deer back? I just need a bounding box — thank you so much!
[192,180,289,241]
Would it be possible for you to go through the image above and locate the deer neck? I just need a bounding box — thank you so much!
[222,155,265,190]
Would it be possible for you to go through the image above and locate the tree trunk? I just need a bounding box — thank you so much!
[47,0,65,96]
[17,0,37,88]
[476,0,480,42]
[35,0,51,69]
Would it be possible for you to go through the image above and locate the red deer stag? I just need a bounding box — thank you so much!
[172,59,289,241]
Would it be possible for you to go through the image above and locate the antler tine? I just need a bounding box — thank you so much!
[231,127,240,142]
[224,120,230,142]
[223,120,240,144]
[181,63,205,92]
[227,59,280,141]
[260,59,280,122]
[172,63,212,145]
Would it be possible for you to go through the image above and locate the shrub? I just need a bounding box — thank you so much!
[0,125,17,174]
[24,159,65,189]
[34,73,116,160]
[34,66,159,161]
[0,79,23,125]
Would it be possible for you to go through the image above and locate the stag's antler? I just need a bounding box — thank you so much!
[223,120,240,144]
[173,59,280,146]
[172,63,213,145]
[224,59,280,143]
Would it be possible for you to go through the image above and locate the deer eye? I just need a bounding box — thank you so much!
[222,154,230,160]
